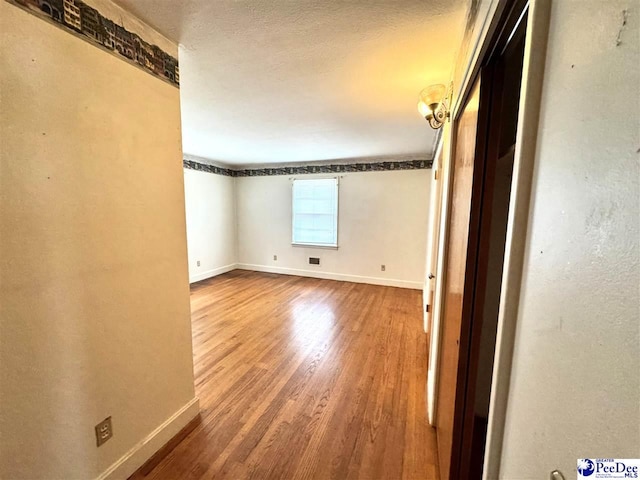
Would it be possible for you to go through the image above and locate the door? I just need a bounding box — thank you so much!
[435,3,529,477]
[425,149,444,335]
[435,78,486,480]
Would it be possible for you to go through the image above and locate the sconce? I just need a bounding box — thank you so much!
[417,84,449,129]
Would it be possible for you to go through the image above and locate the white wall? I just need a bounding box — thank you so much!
[236,170,430,289]
[184,169,237,283]
[0,3,198,479]
[499,0,640,476]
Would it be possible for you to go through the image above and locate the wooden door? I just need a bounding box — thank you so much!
[436,78,485,480]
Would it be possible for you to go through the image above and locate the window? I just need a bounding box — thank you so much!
[292,178,338,247]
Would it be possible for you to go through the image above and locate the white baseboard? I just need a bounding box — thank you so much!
[236,263,422,290]
[95,397,200,480]
[189,263,238,283]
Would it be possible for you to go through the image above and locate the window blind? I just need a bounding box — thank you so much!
[292,178,338,247]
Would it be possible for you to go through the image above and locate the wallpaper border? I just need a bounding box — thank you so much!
[183,159,235,176]
[183,159,433,177]
[5,0,180,88]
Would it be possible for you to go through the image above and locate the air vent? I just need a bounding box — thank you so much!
[309,257,320,265]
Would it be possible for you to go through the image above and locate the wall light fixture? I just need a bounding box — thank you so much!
[417,84,449,129]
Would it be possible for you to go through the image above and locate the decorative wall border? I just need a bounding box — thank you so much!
[183,159,433,177]
[5,0,180,87]
[183,159,235,176]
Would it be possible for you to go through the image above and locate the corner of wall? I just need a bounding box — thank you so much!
[96,398,200,480]
[232,175,240,265]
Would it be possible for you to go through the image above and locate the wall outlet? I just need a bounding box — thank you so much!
[381,264,386,271]
[197,260,201,267]
[95,416,113,447]
[273,255,277,261]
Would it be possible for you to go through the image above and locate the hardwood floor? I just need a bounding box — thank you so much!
[132,270,439,479]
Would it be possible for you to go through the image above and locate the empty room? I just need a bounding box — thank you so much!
[1,0,638,479]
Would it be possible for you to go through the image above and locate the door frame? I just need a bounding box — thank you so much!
[457,10,529,478]
[427,0,551,477]
[437,73,489,480]
[482,2,550,477]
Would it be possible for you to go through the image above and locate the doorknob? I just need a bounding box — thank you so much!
[428,273,435,279]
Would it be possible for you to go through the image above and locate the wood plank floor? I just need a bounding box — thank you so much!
[132,270,439,479]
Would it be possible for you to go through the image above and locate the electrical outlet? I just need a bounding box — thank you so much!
[381,264,386,271]
[95,417,113,447]
[197,260,201,267]
[273,255,277,261]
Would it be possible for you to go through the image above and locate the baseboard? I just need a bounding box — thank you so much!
[95,397,200,480]
[236,263,422,290]
[189,263,238,283]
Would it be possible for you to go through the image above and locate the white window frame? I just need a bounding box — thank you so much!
[291,177,339,249]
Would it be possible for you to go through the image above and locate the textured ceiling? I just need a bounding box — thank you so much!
[116,0,466,166]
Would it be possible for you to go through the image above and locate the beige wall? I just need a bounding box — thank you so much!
[0,3,197,479]
[236,170,430,289]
